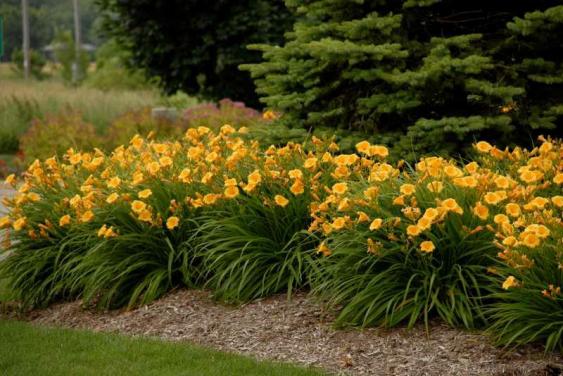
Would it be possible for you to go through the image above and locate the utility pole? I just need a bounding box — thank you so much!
[72,0,81,83]
[21,0,30,79]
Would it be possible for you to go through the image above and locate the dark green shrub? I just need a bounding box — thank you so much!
[96,0,294,106]
[10,49,47,80]
[243,1,563,160]
[85,39,154,91]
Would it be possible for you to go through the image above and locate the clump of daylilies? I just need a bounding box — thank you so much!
[1,127,561,351]
[312,137,562,291]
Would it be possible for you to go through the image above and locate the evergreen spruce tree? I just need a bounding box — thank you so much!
[242,1,563,159]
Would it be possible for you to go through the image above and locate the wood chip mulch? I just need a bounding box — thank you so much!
[4,289,560,376]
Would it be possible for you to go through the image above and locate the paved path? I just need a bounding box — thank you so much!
[0,184,15,260]
[0,184,15,215]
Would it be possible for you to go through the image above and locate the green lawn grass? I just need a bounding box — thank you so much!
[0,320,325,376]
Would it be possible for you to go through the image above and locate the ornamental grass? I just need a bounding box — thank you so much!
[1,128,561,351]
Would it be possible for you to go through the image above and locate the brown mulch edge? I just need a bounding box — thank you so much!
[2,289,562,376]
[0,182,561,375]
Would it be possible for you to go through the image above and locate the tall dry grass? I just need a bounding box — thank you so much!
[0,63,160,154]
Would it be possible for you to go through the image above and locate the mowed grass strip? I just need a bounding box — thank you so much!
[0,320,326,376]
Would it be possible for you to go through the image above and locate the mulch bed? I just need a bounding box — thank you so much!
[4,289,561,376]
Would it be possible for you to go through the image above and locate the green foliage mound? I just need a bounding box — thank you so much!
[243,1,563,160]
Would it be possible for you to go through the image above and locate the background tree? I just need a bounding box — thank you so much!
[11,48,46,79]
[84,38,152,90]
[95,0,294,107]
[243,0,563,159]
[0,0,101,62]
[53,30,89,83]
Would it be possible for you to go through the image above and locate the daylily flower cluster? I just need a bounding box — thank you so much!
[0,127,561,343]
[309,137,562,298]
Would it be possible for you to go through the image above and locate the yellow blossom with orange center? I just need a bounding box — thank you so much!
[475,141,493,153]
[138,189,152,199]
[317,241,331,256]
[131,200,147,214]
[303,157,318,170]
[473,202,489,220]
[444,165,463,178]
[369,218,383,231]
[357,211,370,223]
[166,216,180,230]
[484,191,506,205]
[399,184,416,196]
[203,193,221,205]
[107,176,121,189]
[505,203,521,217]
[331,216,348,230]
[0,216,11,229]
[69,154,82,165]
[106,192,119,204]
[224,186,240,199]
[422,208,439,221]
[332,182,348,195]
[290,180,305,195]
[138,209,152,223]
[178,168,192,183]
[4,174,16,186]
[502,236,518,247]
[494,176,511,189]
[465,162,479,174]
[274,194,289,207]
[355,141,371,155]
[159,156,173,167]
[519,169,543,184]
[370,145,389,158]
[288,169,303,180]
[502,276,519,290]
[132,172,144,185]
[147,161,161,175]
[80,211,94,223]
[406,224,421,237]
[393,195,406,206]
[248,170,262,185]
[98,225,108,237]
[420,240,435,253]
[529,197,549,209]
[59,215,71,227]
[417,217,432,231]
[441,198,463,215]
[520,232,540,248]
[494,214,510,225]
